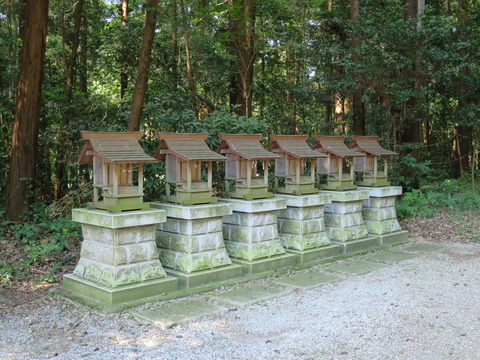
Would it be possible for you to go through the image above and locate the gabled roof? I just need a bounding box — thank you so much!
[78,131,157,164]
[269,135,326,159]
[312,135,364,158]
[349,136,398,157]
[154,132,226,162]
[217,133,281,161]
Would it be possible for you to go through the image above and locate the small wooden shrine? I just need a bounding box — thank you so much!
[217,133,280,200]
[154,132,226,205]
[78,131,156,212]
[349,135,398,187]
[312,135,365,191]
[268,135,326,195]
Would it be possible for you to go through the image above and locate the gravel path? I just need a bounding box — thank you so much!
[1,241,480,360]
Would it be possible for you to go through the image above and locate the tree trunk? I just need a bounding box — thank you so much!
[401,0,422,158]
[79,13,88,94]
[180,0,198,117]
[228,0,256,118]
[120,0,129,99]
[65,0,85,105]
[54,0,86,201]
[351,0,365,135]
[170,0,179,91]
[456,0,471,175]
[6,0,49,220]
[128,0,159,132]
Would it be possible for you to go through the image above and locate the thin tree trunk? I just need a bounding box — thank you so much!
[120,0,129,99]
[170,0,179,91]
[400,0,422,159]
[79,13,88,94]
[228,0,256,118]
[180,0,198,117]
[456,0,471,175]
[65,0,85,104]
[128,0,159,132]
[54,0,86,200]
[6,0,49,220]
[324,0,335,134]
[351,0,365,135]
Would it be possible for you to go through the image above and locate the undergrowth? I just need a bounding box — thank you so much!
[396,177,480,220]
[1,202,81,285]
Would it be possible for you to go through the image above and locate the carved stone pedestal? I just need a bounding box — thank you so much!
[220,198,295,274]
[64,209,176,307]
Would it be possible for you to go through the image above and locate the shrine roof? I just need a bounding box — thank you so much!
[268,135,326,159]
[78,131,157,164]
[154,132,226,162]
[349,136,398,157]
[312,135,364,158]
[217,133,281,160]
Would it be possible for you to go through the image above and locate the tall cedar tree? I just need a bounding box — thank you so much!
[6,0,49,220]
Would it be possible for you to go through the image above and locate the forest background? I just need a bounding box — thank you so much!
[1,0,480,283]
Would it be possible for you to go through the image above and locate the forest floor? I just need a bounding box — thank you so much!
[0,209,479,359]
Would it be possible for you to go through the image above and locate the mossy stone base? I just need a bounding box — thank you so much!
[63,274,177,307]
[359,186,406,237]
[287,244,342,264]
[323,190,370,242]
[332,236,380,254]
[70,209,168,288]
[232,253,296,274]
[221,198,287,261]
[275,193,332,252]
[224,239,286,261]
[165,264,243,289]
[371,230,409,246]
[155,203,233,273]
[321,175,357,191]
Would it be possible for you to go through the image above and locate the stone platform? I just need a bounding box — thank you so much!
[322,190,377,254]
[152,202,242,288]
[275,193,342,263]
[64,209,177,307]
[220,198,296,274]
[359,186,409,246]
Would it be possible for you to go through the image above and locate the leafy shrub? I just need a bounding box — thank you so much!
[397,178,480,220]
[396,189,435,219]
[5,203,82,281]
[389,154,434,191]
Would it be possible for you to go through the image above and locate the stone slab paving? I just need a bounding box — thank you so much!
[327,260,386,275]
[273,272,343,290]
[402,242,445,253]
[132,300,228,330]
[367,251,420,264]
[212,284,291,307]
[127,242,449,329]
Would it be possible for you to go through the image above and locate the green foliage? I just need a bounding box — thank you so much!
[389,154,434,191]
[397,178,480,220]
[0,261,16,287]
[396,189,435,219]
[6,203,82,282]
